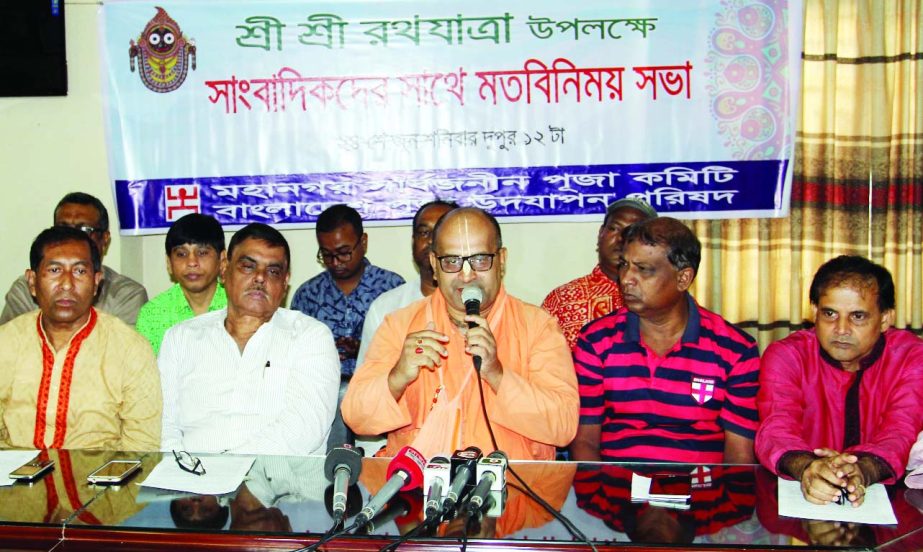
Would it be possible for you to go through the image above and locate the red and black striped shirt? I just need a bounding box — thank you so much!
[574,294,760,463]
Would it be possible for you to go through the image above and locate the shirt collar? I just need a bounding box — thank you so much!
[625,293,700,343]
[591,264,617,283]
[818,331,887,372]
[36,307,98,351]
[321,258,371,290]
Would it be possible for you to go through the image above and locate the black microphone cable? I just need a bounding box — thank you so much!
[471,360,599,552]
[377,514,437,552]
[294,519,360,552]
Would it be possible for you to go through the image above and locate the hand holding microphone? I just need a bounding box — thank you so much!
[460,285,502,388]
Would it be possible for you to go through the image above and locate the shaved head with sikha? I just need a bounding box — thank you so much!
[429,208,506,324]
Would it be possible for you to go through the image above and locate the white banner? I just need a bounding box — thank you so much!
[100,0,802,233]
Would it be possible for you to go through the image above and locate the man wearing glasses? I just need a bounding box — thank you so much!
[0,192,148,326]
[342,207,578,460]
[291,204,404,450]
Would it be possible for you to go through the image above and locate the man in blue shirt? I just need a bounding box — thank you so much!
[291,204,404,449]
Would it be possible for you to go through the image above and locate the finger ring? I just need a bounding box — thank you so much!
[415,347,424,354]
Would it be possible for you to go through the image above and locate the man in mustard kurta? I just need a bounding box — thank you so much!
[0,226,161,451]
[342,208,578,460]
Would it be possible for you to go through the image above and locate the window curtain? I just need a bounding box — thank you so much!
[688,0,922,349]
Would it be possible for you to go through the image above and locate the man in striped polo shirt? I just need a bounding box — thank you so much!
[570,217,759,463]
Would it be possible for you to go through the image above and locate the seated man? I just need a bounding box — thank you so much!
[342,207,578,460]
[1,192,148,326]
[159,223,339,456]
[291,204,404,449]
[571,217,759,463]
[756,255,923,506]
[542,198,657,349]
[0,226,161,450]
[136,213,227,355]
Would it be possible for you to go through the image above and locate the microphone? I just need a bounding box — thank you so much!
[323,445,364,521]
[442,446,482,515]
[423,455,451,520]
[461,285,483,328]
[324,484,363,520]
[355,494,411,535]
[466,451,508,516]
[461,285,484,370]
[355,446,425,528]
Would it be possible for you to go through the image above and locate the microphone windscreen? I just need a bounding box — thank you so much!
[461,285,483,307]
[387,446,426,491]
[324,445,363,485]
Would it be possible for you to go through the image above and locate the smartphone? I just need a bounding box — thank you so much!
[9,459,55,482]
[649,473,692,498]
[87,459,142,485]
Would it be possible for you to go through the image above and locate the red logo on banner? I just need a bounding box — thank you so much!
[164,185,200,221]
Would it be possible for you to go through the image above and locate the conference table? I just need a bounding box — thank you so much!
[0,449,921,551]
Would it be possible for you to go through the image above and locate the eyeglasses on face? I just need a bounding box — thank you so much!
[316,238,362,265]
[173,450,206,476]
[61,224,104,235]
[435,253,497,273]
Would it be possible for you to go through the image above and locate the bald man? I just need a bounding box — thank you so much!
[342,208,578,460]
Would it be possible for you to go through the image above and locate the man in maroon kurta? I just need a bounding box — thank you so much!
[756,255,923,506]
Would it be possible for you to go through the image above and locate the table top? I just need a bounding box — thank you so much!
[1,449,921,551]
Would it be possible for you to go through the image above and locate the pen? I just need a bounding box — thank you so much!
[263,360,270,377]
[836,487,849,505]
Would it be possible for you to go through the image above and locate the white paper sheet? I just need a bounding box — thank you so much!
[140,455,255,496]
[0,450,41,487]
[777,477,897,525]
[630,472,690,510]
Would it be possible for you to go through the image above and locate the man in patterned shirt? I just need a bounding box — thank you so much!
[291,204,404,449]
[542,198,657,349]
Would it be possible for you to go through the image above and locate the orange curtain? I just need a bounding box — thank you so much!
[689,0,923,349]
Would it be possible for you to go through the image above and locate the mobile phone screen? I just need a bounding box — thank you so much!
[649,473,692,497]
[88,460,141,483]
[10,460,54,479]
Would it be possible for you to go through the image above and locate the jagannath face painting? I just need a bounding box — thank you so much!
[129,7,196,93]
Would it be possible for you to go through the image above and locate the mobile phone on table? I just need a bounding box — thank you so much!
[9,459,55,482]
[87,459,142,485]
[649,473,692,498]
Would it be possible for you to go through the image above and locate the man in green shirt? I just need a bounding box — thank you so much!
[136,214,228,355]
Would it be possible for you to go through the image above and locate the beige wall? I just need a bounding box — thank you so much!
[0,1,601,310]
